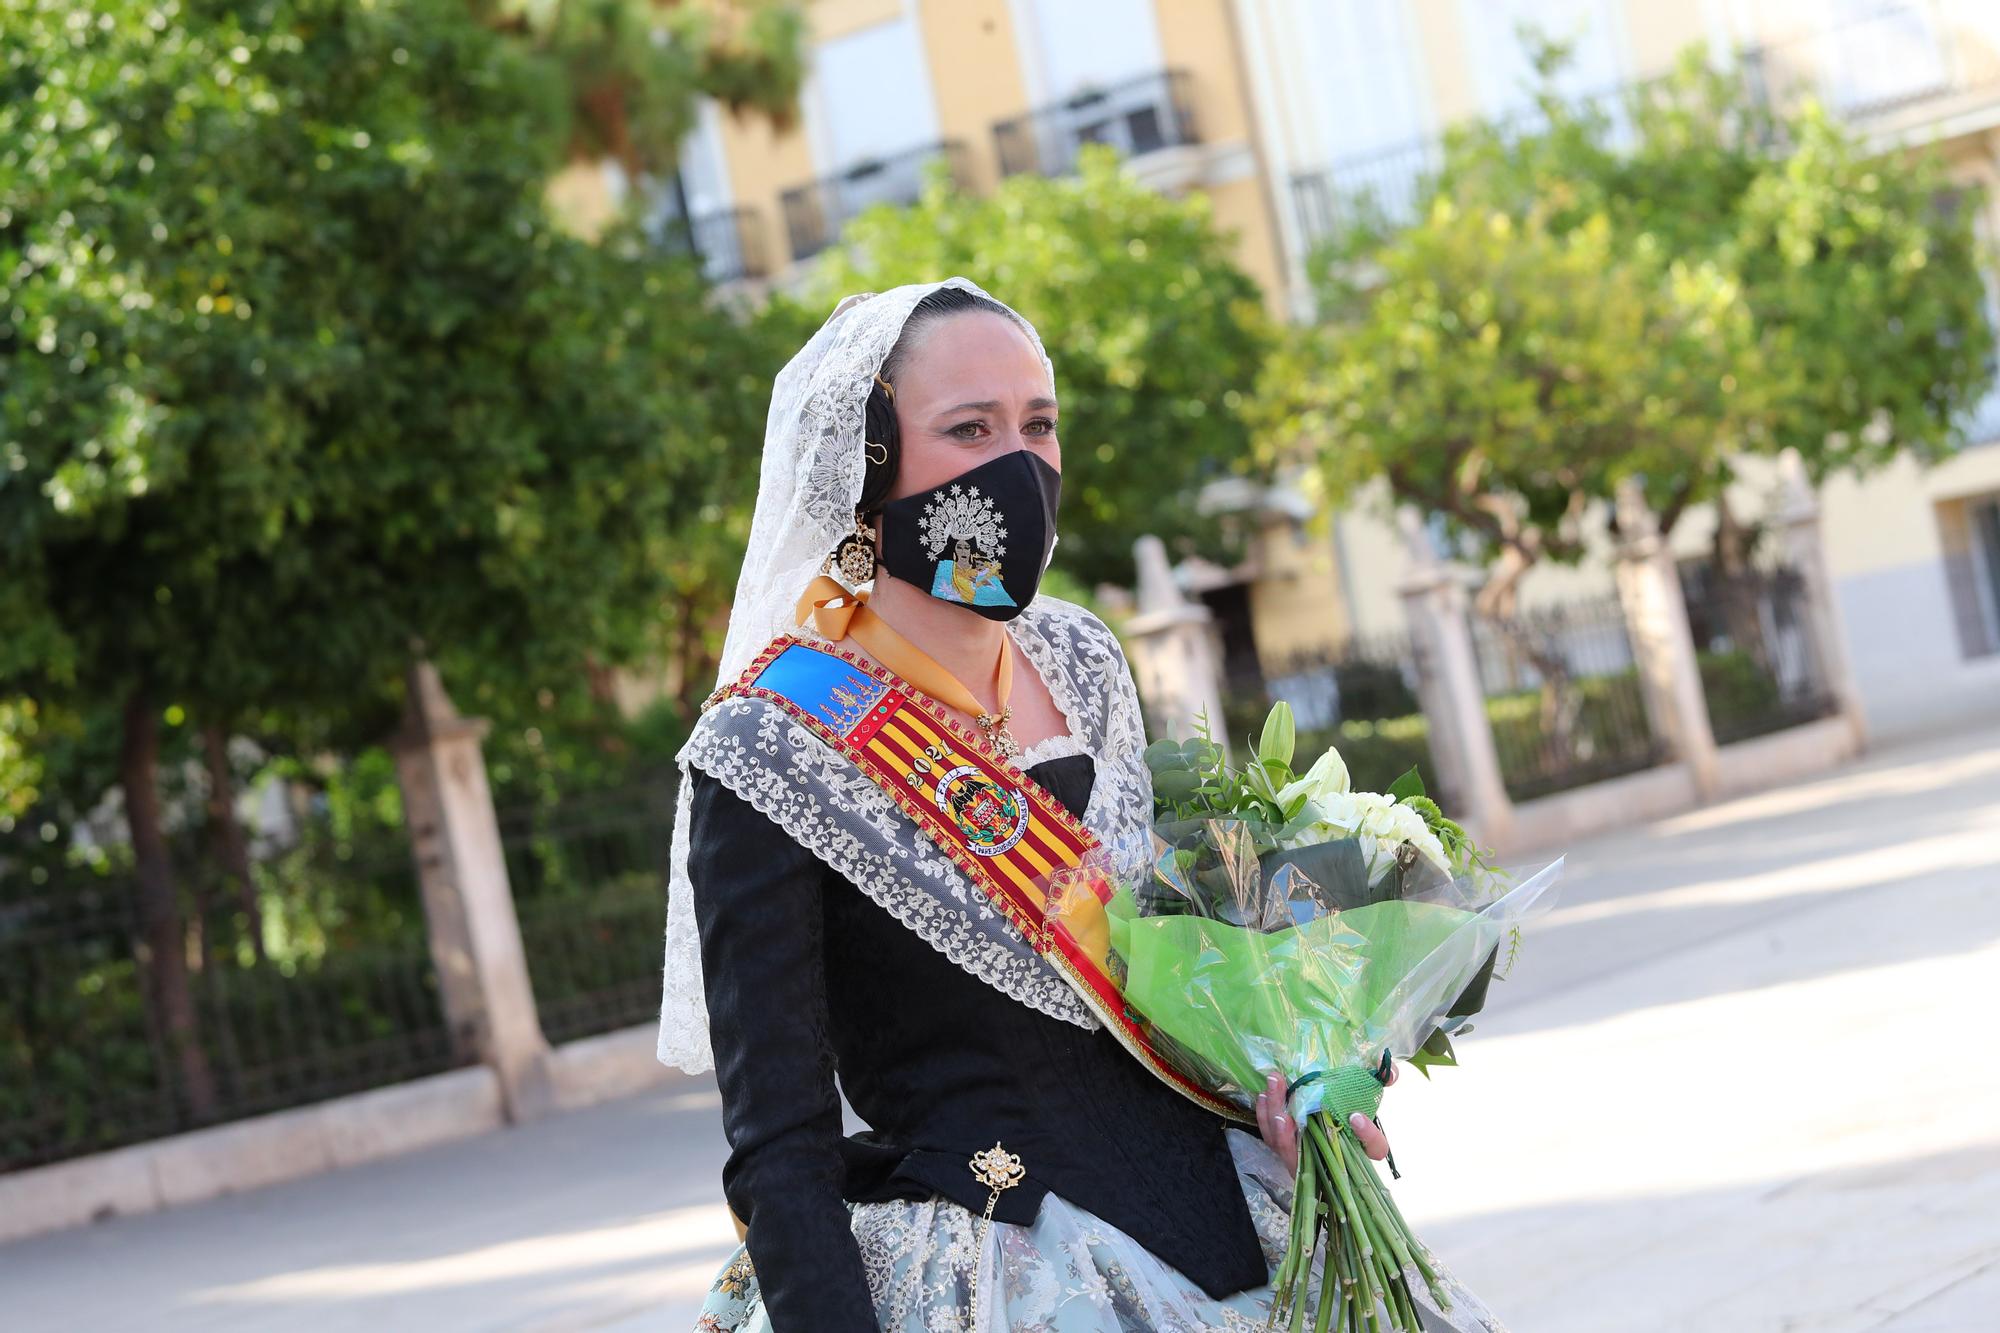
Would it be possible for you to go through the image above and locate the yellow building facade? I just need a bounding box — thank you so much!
[649,0,2000,739]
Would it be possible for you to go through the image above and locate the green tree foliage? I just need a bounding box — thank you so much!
[1436,49,1994,504]
[1272,48,1994,588]
[477,0,807,176]
[1266,201,1758,613]
[0,0,786,1115]
[810,148,1274,587]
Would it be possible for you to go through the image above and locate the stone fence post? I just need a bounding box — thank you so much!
[1776,449,1868,749]
[1613,480,1721,800]
[1395,509,1516,848]
[392,660,556,1123]
[1123,535,1230,754]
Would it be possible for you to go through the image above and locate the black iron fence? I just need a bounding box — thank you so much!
[1683,564,1838,743]
[1216,630,1444,807]
[0,840,457,1172]
[1472,595,1665,801]
[994,68,1199,178]
[502,776,675,1046]
[780,141,971,261]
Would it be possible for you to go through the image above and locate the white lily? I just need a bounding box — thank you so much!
[1275,745,1351,812]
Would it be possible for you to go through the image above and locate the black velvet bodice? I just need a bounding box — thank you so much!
[688,754,1265,1332]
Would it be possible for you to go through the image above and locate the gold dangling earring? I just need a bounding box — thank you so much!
[826,511,877,587]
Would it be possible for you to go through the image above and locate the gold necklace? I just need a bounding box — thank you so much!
[795,575,1021,759]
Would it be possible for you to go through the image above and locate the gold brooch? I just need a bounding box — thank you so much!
[966,1142,1025,1325]
[969,1142,1025,1194]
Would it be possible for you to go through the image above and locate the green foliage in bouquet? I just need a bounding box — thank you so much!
[1143,703,1493,902]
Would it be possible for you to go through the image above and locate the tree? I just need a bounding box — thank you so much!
[1383,48,1994,543]
[809,148,1274,588]
[1262,199,1757,622]
[0,0,777,1113]
[477,0,806,178]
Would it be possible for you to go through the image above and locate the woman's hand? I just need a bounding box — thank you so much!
[1254,1066,1398,1175]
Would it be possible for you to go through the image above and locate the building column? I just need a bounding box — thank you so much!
[392,660,556,1123]
[1776,448,1869,750]
[1613,480,1721,800]
[1395,509,1515,848]
[1124,535,1231,754]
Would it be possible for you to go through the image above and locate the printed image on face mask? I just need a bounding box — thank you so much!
[931,533,1015,610]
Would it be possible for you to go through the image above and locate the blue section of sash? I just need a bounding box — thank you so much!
[751,643,889,735]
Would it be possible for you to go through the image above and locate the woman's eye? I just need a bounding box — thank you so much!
[949,422,985,440]
[1025,418,1058,437]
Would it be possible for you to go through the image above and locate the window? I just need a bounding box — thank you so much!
[1457,0,1627,122]
[813,18,940,170]
[1941,494,2000,658]
[1820,0,1949,116]
[1298,1,1434,221]
[1021,0,1164,103]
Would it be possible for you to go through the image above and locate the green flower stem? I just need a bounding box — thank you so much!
[1343,1134,1427,1313]
[1272,1144,1318,1325]
[1312,1224,1340,1333]
[1338,1209,1368,1333]
[1342,1130,1443,1302]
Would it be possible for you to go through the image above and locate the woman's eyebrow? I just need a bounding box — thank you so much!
[932,396,1060,416]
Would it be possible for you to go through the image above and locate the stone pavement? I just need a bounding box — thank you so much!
[2,723,1995,1332]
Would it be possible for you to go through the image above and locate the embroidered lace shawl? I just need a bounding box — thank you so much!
[661,598,1153,1069]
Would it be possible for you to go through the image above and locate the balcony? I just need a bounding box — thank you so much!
[993,69,1200,178]
[1290,5,2000,251]
[779,140,971,261]
[655,206,771,284]
[1740,0,2000,130]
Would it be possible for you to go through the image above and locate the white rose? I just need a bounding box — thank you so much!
[1285,790,1453,884]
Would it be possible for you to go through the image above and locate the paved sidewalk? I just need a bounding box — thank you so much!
[2,723,1996,1331]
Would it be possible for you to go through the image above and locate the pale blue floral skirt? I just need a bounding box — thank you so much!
[693,1130,1505,1332]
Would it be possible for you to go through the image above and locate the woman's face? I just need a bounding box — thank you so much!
[885,311,1061,502]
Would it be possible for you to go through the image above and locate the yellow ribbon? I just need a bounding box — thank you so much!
[796,574,870,641]
[793,575,1014,745]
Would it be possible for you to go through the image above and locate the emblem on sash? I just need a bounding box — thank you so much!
[933,765,1028,856]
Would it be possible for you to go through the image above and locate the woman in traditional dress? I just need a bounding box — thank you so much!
[658,279,1505,1331]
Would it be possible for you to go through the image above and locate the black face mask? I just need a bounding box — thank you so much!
[877,451,1062,622]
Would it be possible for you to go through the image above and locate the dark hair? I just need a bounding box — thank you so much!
[857,286,1015,515]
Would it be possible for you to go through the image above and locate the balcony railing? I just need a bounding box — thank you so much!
[1290,3,2000,250]
[1742,0,2000,123]
[1290,137,1446,249]
[780,140,971,261]
[655,206,770,283]
[993,68,1200,178]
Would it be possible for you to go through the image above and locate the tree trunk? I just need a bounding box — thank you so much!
[202,722,265,963]
[123,692,219,1119]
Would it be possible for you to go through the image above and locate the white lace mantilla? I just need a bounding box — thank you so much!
[660,595,1155,1070]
